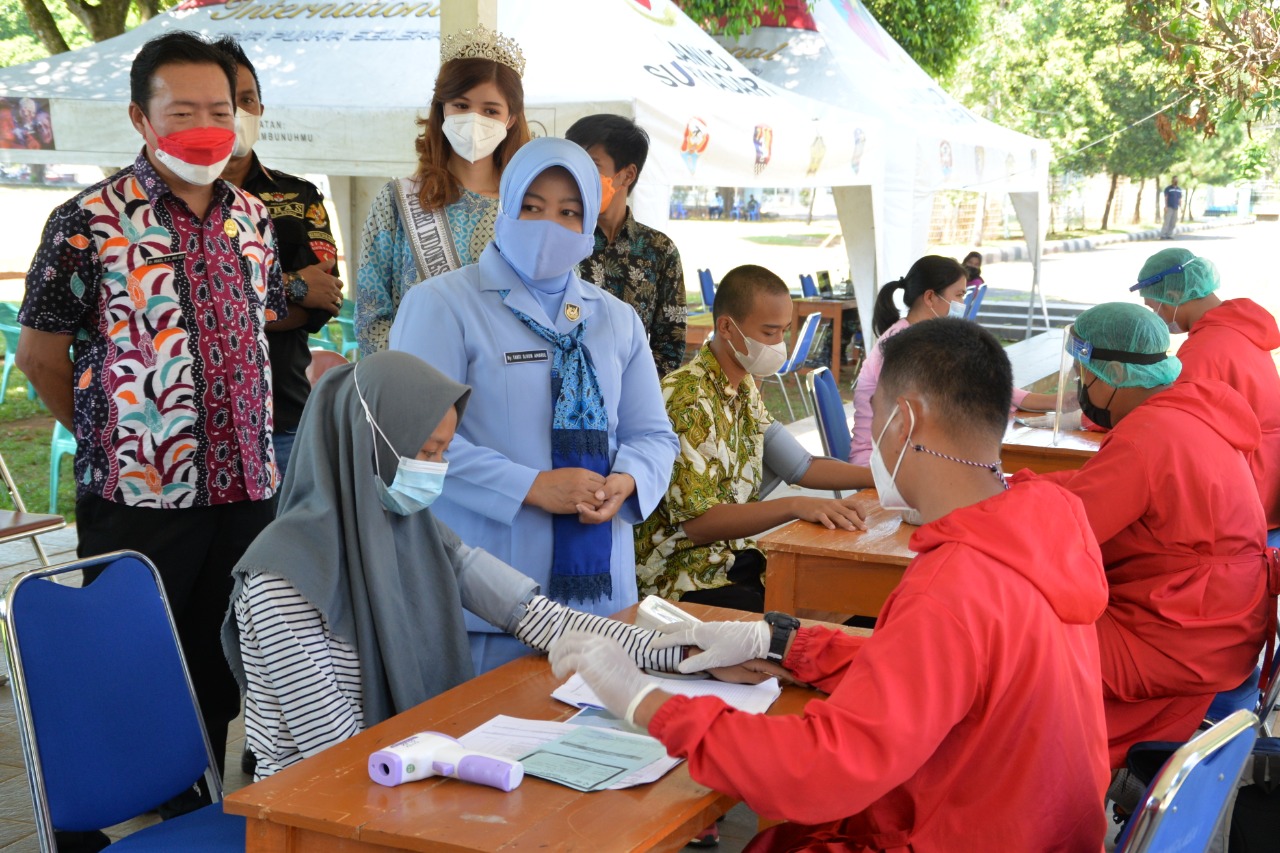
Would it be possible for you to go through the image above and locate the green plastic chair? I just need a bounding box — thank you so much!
[334,300,358,360]
[49,422,76,514]
[0,302,36,403]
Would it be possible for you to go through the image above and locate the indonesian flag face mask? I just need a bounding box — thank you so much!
[143,116,236,186]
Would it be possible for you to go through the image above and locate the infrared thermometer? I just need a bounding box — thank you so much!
[368,732,523,792]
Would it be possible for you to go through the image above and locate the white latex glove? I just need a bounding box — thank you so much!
[650,620,772,674]
[549,631,663,725]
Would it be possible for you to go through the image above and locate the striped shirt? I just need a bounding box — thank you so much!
[235,573,682,779]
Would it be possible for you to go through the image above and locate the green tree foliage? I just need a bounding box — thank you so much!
[863,0,979,80]
[0,1,88,66]
[684,0,976,80]
[1127,0,1280,131]
[2,0,177,64]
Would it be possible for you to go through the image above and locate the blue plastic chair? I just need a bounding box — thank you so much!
[1206,629,1280,735]
[1116,709,1259,853]
[799,274,818,298]
[806,366,852,496]
[963,284,987,321]
[48,423,76,514]
[0,551,245,852]
[763,312,820,421]
[698,269,716,312]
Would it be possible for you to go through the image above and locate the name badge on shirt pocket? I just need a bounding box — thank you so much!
[505,350,549,365]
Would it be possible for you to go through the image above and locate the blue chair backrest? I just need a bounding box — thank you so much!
[800,274,818,298]
[965,284,988,321]
[699,269,715,310]
[1118,709,1259,853]
[5,553,213,832]
[780,313,821,376]
[810,367,851,461]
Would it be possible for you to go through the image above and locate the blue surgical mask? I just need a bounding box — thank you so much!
[354,368,448,515]
[494,213,595,291]
[930,296,965,320]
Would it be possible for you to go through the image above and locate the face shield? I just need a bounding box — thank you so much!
[1052,323,1084,443]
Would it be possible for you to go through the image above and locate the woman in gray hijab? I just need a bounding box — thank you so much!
[223,351,682,779]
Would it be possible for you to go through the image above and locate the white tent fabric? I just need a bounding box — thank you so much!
[717,0,1053,341]
[0,0,886,279]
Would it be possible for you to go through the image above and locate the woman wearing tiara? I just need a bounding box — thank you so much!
[355,25,530,355]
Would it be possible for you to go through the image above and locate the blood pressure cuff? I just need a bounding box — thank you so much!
[763,421,813,486]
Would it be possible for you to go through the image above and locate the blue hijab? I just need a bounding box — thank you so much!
[492,138,613,604]
[493,137,600,294]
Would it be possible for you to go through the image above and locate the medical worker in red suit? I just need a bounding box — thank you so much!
[552,319,1113,853]
[1018,301,1276,769]
[1132,247,1280,544]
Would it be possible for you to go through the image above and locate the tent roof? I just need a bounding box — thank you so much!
[0,0,883,187]
[717,0,1049,194]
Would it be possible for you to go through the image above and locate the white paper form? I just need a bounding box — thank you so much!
[457,715,682,789]
[552,673,782,715]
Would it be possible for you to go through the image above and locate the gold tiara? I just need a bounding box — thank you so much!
[439,24,526,78]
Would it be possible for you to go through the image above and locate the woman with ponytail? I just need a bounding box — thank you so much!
[849,257,969,464]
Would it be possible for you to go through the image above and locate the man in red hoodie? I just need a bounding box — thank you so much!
[1131,247,1280,543]
[1019,301,1275,768]
[552,319,1112,853]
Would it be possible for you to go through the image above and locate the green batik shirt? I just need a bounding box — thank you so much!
[635,344,771,600]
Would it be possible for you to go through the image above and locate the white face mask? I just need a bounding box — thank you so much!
[233,108,260,158]
[870,401,916,512]
[728,318,788,377]
[442,112,509,163]
[1164,303,1184,335]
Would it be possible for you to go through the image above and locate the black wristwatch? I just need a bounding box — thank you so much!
[763,611,800,662]
[285,271,308,303]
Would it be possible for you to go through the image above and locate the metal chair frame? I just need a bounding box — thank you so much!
[1118,709,1260,853]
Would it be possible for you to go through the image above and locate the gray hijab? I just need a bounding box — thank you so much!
[223,350,474,727]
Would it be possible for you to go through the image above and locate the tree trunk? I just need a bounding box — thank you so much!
[1101,173,1118,231]
[1154,175,1162,222]
[1184,187,1194,222]
[18,0,70,55]
[135,0,160,21]
[63,0,131,42]
[1132,177,1145,225]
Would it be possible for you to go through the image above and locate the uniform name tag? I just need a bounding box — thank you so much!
[148,252,186,265]
[505,350,549,364]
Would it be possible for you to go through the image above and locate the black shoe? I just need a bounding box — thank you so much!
[241,747,256,777]
[156,782,211,820]
[52,830,111,853]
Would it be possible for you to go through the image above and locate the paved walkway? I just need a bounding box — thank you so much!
[970,215,1255,264]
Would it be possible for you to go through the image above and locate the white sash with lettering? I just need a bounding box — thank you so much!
[391,178,462,281]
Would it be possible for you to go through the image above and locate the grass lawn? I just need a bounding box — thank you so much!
[0,370,72,521]
[743,233,838,248]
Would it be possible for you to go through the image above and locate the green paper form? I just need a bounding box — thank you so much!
[518,726,669,792]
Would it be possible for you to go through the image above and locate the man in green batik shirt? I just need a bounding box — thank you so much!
[635,265,874,611]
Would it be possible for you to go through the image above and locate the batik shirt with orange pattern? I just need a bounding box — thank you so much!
[20,152,286,508]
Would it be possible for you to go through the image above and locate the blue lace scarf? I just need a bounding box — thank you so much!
[504,296,612,602]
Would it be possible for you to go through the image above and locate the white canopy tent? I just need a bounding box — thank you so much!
[0,0,885,288]
[716,0,1053,341]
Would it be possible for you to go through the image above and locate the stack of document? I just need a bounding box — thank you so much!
[457,676,782,792]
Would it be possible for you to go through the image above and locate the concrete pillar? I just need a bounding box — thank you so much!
[440,0,496,35]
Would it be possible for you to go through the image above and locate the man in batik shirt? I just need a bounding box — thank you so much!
[568,115,687,376]
[634,265,872,611]
[17,32,284,788]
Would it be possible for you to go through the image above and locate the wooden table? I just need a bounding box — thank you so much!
[759,489,915,617]
[224,603,859,853]
[791,297,858,386]
[1001,419,1102,475]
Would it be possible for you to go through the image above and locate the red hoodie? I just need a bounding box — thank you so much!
[1176,298,1280,528]
[650,479,1111,853]
[1026,378,1272,766]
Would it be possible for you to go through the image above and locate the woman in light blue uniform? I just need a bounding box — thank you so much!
[389,137,679,674]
